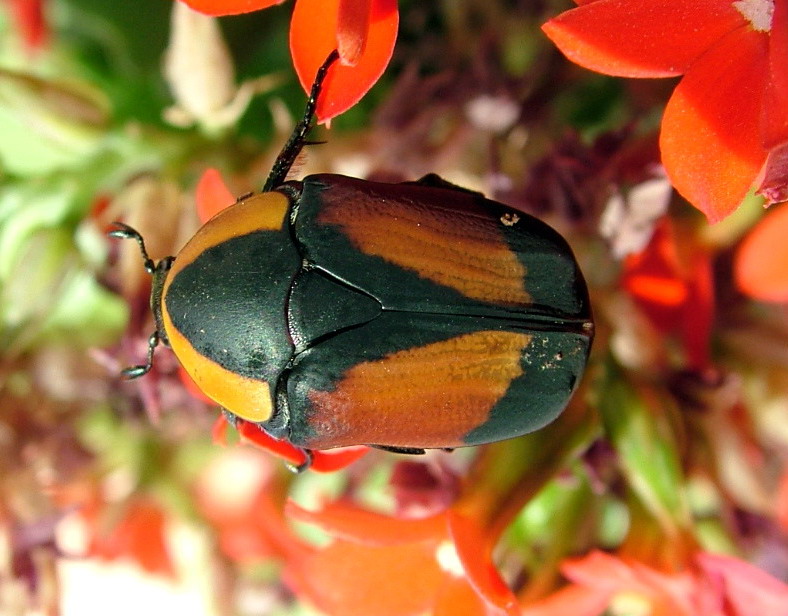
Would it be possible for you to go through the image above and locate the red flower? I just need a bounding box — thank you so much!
[621,218,715,370]
[3,0,48,50]
[543,0,788,222]
[281,404,597,615]
[178,0,398,121]
[521,550,788,616]
[284,501,520,616]
[181,0,284,14]
[82,498,176,579]
[213,414,370,472]
[194,167,236,223]
[194,447,308,562]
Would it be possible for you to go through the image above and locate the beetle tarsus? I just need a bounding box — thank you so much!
[371,445,427,455]
[286,448,314,474]
[262,50,340,192]
[108,222,156,274]
[221,408,239,428]
[120,331,160,379]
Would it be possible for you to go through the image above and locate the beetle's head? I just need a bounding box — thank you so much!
[108,222,174,378]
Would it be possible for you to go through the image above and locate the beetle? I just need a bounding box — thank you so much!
[111,51,594,469]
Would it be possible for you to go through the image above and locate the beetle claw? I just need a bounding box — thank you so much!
[286,448,314,474]
[120,364,151,379]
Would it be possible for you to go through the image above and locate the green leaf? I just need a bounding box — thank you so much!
[598,360,691,537]
[0,69,109,175]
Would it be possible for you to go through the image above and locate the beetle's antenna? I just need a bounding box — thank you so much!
[263,50,340,192]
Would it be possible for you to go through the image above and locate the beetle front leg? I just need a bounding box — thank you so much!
[121,331,160,379]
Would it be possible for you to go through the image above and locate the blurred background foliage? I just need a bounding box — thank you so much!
[0,1,786,615]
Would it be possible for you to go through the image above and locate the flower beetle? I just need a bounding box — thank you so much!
[111,51,594,469]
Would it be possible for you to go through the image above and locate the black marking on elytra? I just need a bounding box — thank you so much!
[164,229,299,382]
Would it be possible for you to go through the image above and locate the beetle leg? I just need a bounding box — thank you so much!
[120,331,160,379]
[285,448,314,474]
[371,445,427,456]
[262,50,340,192]
[108,222,156,274]
[221,408,239,428]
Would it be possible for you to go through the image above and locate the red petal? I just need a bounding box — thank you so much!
[236,420,310,467]
[211,414,231,444]
[696,552,788,616]
[337,0,371,66]
[434,577,490,616]
[447,511,520,615]
[286,500,447,545]
[735,203,788,301]
[229,419,366,471]
[179,0,285,16]
[290,0,398,121]
[9,0,48,50]
[680,251,714,370]
[542,0,743,78]
[622,219,685,332]
[660,26,770,222]
[308,445,370,472]
[92,500,176,579]
[195,168,235,223]
[520,584,611,616]
[289,540,444,616]
[763,0,788,147]
[178,365,216,404]
[778,470,788,532]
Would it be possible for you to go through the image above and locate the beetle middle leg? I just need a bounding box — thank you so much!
[121,331,161,379]
[371,445,427,455]
[285,448,314,474]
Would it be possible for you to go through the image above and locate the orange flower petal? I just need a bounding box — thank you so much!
[290,540,444,616]
[735,203,788,301]
[218,523,278,562]
[91,501,176,579]
[696,553,788,616]
[195,168,235,223]
[561,551,638,593]
[542,0,743,78]
[448,511,520,615]
[286,501,447,545]
[290,0,398,121]
[434,577,490,616]
[660,26,770,222]
[179,0,285,16]
[520,583,611,616]
[763,0,788,147]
